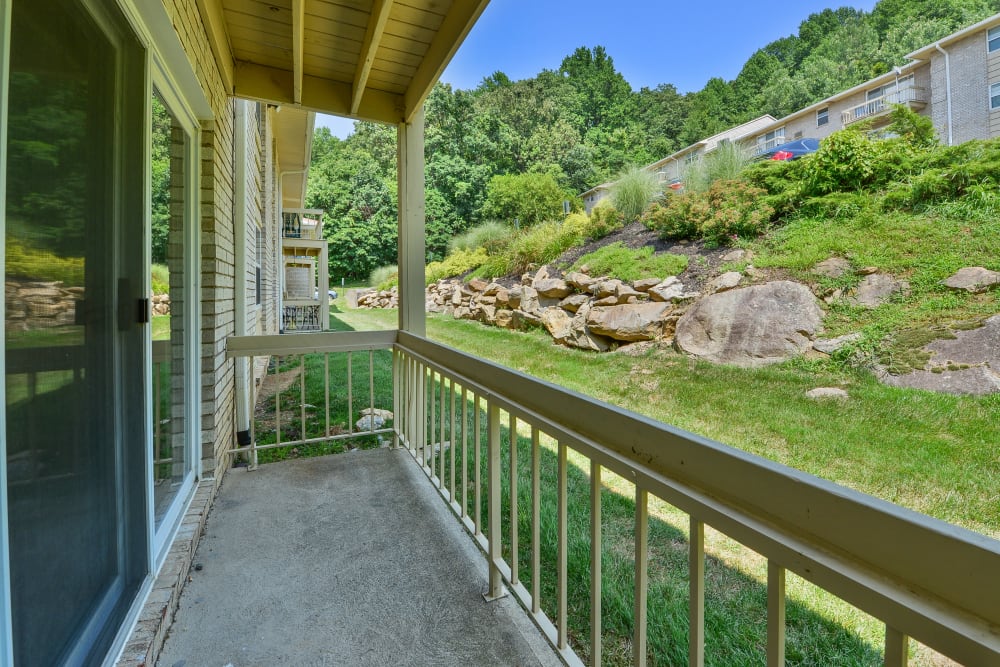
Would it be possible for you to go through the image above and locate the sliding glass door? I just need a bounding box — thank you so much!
[3,0,147,663]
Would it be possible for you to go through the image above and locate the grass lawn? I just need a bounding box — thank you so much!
[322,302,997,666]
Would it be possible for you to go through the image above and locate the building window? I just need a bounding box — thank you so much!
[817,107,829,126]
[989,26,1000,53]
[991,82,1000,110]
[684,151,699,165]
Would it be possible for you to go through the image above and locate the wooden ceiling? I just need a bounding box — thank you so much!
[197,0,490,124]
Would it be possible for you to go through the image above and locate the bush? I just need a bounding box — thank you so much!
[610,165,661,223]
[569,243,688,282]
[447,220,512,255]
[369,264,398,290]
[473,219,584,279]
[481,172,571,226]
[562,212,591,238]
[587,201,626,240]
[6,237,84,284]
[425,248,489,284]
[151,263,170,295]
[643,180,773,246]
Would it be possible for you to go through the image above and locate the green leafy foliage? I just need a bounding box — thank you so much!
[586,201,626,240]
[681,140,754,193]
[481,172,573,226]
[6,237,84,284]
[151,263,170,295]
[425,248,489,284]
[473,220,584,279]
[569,243,688,282]
[368,265,398,290]
[643,180,773,246]
[610,165,661,223]
[448,221,512,255]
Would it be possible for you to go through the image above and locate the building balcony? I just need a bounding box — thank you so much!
[157,330,1000,665]
[750,135,786,156]
[842,87,928,126]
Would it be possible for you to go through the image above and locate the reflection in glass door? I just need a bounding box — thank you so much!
[150,91,192,532]
[3,0,146,663]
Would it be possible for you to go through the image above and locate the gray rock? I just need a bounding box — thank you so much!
[848,274,909,308]
[586,302,674,342]
[813,332,862,354]
[558,293,590,313]
[722,249,751,263]
[594,280,623,299]
[518,286,541,314]
[648,277,694,303]
[707,271,742,294]
[565,271,596,292]
[806,387,849,399]
[813,257,852,278]
[884,366,1000,396]
[675,281,824,368]
[355,415,385,431]
[940,267,1000,293]
[926,315,1000,369]
[533,278,573,299]
[632,277,662,293]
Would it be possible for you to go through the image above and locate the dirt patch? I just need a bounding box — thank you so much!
[256,367,301,401]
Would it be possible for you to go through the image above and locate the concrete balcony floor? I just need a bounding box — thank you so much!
[157,448,561,666]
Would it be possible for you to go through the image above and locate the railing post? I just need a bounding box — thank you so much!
[768,561,786,667]
[689,517,705,667]
[558,441,569,650]
[391,350,400,449]
[884,626,909,667]
[590,460,602,667]
[634,486,648,667]
[484,402,506,601]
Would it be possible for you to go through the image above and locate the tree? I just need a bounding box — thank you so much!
[481,172,571,226]
[559,46,636,132]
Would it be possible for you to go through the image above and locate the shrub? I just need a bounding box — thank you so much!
[425,248,489,284]
[151,263,170,295]
[587,201,625,240]
[562,212,591,238]
[369,264,398,290]
[6,237,84,284]
[473,219,584,279]
[610,165,661,223]
[569,243,688,282]
[481,172,571,226]
[886,104,937,149]
[447,220,512,255]
[643,180,772,246]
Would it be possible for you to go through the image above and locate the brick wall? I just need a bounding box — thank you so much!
[930,31,992,144]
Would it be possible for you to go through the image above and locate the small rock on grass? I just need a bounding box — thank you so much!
[806,387,849,400]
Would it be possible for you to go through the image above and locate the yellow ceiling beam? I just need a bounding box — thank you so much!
[234,61,404,125]
[403,0,490,122]
[351,0,394,115]
[292,0,305,104]
[194,0,235,93]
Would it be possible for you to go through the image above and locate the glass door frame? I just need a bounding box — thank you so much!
[147,57,202,568]
[0,0,15,661]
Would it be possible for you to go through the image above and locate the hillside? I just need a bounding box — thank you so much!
[358,115,1000,398]
[306,0,1000,281]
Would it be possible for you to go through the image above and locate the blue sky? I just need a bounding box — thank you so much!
[317,0,878,138]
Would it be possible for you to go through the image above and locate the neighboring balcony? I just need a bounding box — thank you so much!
[751,135,786,156]
[189,330,1000,666]
[842,87,928,126]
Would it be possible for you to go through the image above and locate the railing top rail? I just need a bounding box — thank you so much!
[395,331,1000,663]
[226,330,398,358]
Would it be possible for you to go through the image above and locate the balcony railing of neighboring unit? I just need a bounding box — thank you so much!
[751,135,786,156]
[227,330,1000,667]
[842,87,928,126]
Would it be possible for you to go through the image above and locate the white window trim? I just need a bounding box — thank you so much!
[817,107,830,126]
[988,25,1000,53]
[990,82,1000,111]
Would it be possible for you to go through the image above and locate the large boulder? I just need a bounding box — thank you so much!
[565,271,597,292]
[675,281,824,367]
[586,302,674,342]
[534,278,573,299]
[540,308,573,340]
[648,277,697,303]
[940,267,1000,293]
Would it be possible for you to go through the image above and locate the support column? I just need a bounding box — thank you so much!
[397,106,425,336]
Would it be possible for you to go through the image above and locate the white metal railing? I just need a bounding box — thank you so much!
[226,331,396,467]
[751,134,786,156]
[842,87,928,126]
[226,330,1000,666]
[392,331,1000,667]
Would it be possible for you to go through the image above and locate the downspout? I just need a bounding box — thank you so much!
[234,101,251,447]
[934,42,954,146]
